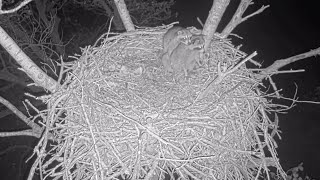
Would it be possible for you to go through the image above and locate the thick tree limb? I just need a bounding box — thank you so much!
[113,0,135,31]
[0,27,58,93]
[203,0,230,50]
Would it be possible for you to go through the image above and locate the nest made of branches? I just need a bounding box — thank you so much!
[32,25,287,180]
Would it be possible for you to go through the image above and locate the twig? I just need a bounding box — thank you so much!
[197,51,257,100]
[0,96,44,137]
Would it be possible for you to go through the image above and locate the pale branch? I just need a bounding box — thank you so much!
[220,0,269,38]
[0,129,42,138]
[267,76,280,99]
[242,5,269,22]
[282,98,320,105]
[200,51,257,99]
[113,0,135,31]
[0,27,59,93]
[252,47,320,96]
[190,51,257,104]
[0,0,33,14]
[196,17,204,27]
[221,0,251,38]
[94,17,114,47]
[0,96,43,137]
[258,47,320,76]
[272,69,305,74]
[202,0,230,50]
[0,99,45,119]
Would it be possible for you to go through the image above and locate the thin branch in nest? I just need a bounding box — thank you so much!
[196,51,257,101]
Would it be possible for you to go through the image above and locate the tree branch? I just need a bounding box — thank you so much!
[203,0,230,50]
[258,47,320,76]
[0,96,43,137]
[113,0,135,31]
[0,27,59,93]
[0,129,42,138]
[0,0,33,14]
[220,0,269,38]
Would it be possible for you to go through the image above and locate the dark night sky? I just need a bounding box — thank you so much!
[174,0,320,177]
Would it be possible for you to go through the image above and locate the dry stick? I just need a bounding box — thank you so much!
[0,96,44,138]
[27,92,69,180]
[197,51,257,101]
[200,81,246,111]
[71,71,104,180]
[94,16,114,47]
[178,52,257,113]
[258,102,284,168]
[0,0,33,14]
[250,121,271,180]
[196,17,204,27]
[266,76,281,98]
[88,94,184,154]
[27,123,48,180]
[131,126,143,179]
[247,96,286,179]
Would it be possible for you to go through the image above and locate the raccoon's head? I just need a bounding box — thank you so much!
[190,34,205,49]
[177,29,193,45]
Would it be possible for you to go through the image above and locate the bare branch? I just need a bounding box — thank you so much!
[0,0,33,14]
[113,0,135,31]
[0,129,42,138]
[259,47,320,76]
[242,5,269,22]
[197,17,204,27]
[0,96,43,136]
[196,51,257,101]
[220,0,269,38]
[0,27,59,93]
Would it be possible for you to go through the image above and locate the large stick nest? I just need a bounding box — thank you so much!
[34,25,287,180]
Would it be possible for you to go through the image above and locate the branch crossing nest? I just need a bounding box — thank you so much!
[34,26,286,180]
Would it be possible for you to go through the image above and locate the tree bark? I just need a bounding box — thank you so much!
[113,0,135,31]
[0,27,58,93]
[203,0,230,50]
